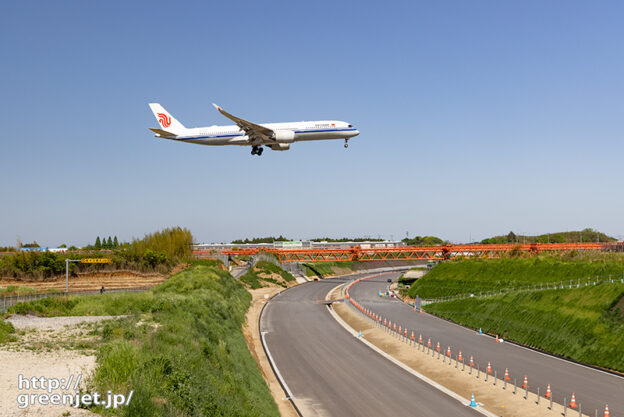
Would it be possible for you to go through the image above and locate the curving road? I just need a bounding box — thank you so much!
[347,273,624,415]
[260,273,484,417]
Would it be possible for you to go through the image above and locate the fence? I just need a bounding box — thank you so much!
[1,286,154,313]
[420,272,624,305]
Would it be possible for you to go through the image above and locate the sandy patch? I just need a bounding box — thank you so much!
[243,287,298,417]
[0,315,109,416]
[332,299,592,417]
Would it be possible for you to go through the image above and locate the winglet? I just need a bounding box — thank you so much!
[212,103,222,112]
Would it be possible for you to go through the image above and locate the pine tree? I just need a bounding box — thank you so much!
[113,236,119,247]
[107,236,112,248]
[95,236,101,249]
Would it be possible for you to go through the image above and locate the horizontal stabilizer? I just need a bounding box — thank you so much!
[149,128,177,137]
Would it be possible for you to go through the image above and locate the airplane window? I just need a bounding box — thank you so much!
[348,125,353,128]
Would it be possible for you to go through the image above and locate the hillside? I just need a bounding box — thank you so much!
[408,256,624,371]
[408,254,624,299]
[4,265,280,416]
[426,285,624,371]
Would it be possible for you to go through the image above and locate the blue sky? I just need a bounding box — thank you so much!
[1,1,623,246]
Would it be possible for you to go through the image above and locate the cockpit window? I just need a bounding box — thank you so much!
[348,124,353,128]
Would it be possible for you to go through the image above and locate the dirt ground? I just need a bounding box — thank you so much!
[0,315,119,417]
[332,289,592,417]
[243,287,298,417]
[0,270,168,293]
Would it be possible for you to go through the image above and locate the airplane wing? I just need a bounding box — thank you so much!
[212,104,275,144]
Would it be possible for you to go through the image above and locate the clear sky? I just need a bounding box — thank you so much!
[1,1,623,247]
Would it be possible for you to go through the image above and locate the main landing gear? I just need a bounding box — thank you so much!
[344,139,349,148]
[251,146,264,156]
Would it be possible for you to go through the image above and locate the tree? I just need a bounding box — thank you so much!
[107,236,113,248]
[113,236,119,247]
[95,237,101,249]
[506,231,517,243]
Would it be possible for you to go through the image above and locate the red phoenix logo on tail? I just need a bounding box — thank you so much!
[157,113,172,128]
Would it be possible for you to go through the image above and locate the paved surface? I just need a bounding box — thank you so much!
[261,273,483,417]
[348,272,624,415]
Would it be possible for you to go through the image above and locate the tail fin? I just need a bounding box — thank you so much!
[148,103,187,134]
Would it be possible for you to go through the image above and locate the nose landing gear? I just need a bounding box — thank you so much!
[344,139,349,148]
[251,146,264,156]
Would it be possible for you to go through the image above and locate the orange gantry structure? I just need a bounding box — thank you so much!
[194,242,616,263]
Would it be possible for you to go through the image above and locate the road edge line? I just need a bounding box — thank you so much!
[258,288,305,417]
[325,283,497,417]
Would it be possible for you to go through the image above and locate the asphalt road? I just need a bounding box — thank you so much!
[261,273,484,417]
[348,272,624,415]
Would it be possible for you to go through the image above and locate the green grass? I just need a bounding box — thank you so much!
[408,256,624,299]
[304,261,356,277]
[239,261,294,289]
[426,284,624,371]
[0,319,16,343]
[8,266,279,416]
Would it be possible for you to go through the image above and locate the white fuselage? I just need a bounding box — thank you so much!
[160,120,359,146]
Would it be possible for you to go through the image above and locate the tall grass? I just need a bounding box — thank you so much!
[0,319,16,343]
[408,255,624,299]
[426,284,624,371]
[8,265,279,416]
[125,227,193,262]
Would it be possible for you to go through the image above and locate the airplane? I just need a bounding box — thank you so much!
[148,103,359,156]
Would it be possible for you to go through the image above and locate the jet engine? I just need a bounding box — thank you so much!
[269,143,291,151]
[273,130,295,143]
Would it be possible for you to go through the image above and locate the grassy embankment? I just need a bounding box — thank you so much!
[4,264,279,416]
[408,256,624,371]
[408,255,624,299]
[239,261,296,289]
[305,261,357,277]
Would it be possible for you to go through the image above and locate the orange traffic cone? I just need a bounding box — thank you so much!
[384,318,387,326]
[545,384,551,398]
[419,309,423,314]
[470,356,474,367]
[404,329,407,337]
[458,351,463,362]
[487,362,492,374]
[399,325,402,334]
[411,331,414,341]
[393,323,397,332]
[495,335,499,343]
[446,346,451,357]
[427,338,431,348]
[504,368,510,381]
[522,376,528,389]
[419,334,423,344]
[436,342,440,352]
[569,393,578,408]
[604,404,610,417]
